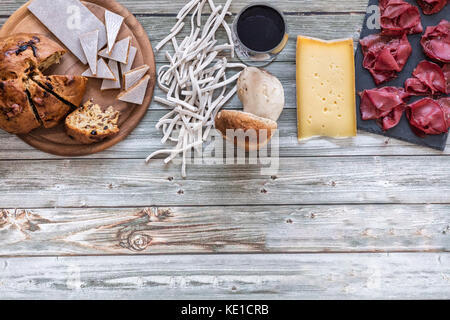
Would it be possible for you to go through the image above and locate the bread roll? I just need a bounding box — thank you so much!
[214,110,278,151]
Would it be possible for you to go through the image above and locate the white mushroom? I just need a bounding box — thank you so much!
[237,67,285,122]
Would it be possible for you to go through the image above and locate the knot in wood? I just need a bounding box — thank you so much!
[127,232,152,252]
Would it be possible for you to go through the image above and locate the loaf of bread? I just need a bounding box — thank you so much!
[65,99,120,144]
[0,33,87,135]
[0,33,65,80]
[215,110,278,151]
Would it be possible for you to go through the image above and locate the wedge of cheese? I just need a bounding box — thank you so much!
[99,36,131,64]
[118,75,150,105]
[82,58,115,80]
[124,65,150,90]
[101,60,121,90]
[79,30,99,75]
[121,46,137,74]
[105,10,124,54]
[296,36,356,141]
[28,0,107,64]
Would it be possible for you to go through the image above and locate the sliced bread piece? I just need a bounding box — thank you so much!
[79,30,99,75]
[26,79,71,128]
[121,46,137,74]
[214,110,278,151]
[105,10,124,54]
[101,60,121,91]
[82,58,115,80]
[65,99,120,144]
[117,75,150,105]
[98,36,131,64]
[32,74,88,109]
[124,65,149,90]
[0,78,41,134]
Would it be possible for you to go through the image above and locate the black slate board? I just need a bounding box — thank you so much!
[355,0,449,151]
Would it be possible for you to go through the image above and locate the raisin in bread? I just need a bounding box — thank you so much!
[0,78,41,134]
[65,99,120,144]
[0,33,65,80]
[0,33,88,135]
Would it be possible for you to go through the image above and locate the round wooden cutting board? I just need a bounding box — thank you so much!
[0,0,156,156]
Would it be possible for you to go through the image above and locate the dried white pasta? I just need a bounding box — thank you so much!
[148,0,243,178]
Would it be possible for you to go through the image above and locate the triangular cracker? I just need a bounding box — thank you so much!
[79,30,99,75]
[105,10,124,54]
[98,36,131,64]
[121,46,137,74]
[101,60,121,90]
[124,65,150,90]
[117,75,150,105]
[82,58,115,80]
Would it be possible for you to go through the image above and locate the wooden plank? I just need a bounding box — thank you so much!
[0,205,449,256]
[1,110,449,160]
[0,0,370,16]
[0,253,448,299]
[0,14,366,63]
[0,156,449,208]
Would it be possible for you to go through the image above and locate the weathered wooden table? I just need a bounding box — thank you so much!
[0,0,449,300]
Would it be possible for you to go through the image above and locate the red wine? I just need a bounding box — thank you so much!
[236,5,285,52]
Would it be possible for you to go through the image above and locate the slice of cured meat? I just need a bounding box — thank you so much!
[416,0,448,15]
[406,97,450,136]
[405,60,447,96]
[360,33,412,85]
[439,97,450,127]
[379,0,423,35]
[360,87,410,130]
[421,20,450,63]
[444,64,450,93]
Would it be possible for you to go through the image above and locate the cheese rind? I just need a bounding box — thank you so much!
[28,0,107,64]
[296,36,357,141]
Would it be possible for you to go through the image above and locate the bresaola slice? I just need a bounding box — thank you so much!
[440,97,450,127]
[405,60,448,95]
[416,0,448,15]
[360,87,410,130]
[407,97,450,136]
[444,64,450,93]
[421,20,450,63]
[360,33,412,85]
[379,0,423,35]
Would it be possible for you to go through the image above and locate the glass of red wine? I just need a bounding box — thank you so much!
[232,3,289,66]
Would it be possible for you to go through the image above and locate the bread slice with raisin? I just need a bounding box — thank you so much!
[32,74,88,108]
[26,79,71,128]
[65,99,120,144]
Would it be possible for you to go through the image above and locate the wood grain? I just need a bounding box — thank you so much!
[0,205,449,256]
[0,0,370,16]
[0,109,449,160]
[0,253,449,299]
[0,0,448,301]
[0,156,449,208]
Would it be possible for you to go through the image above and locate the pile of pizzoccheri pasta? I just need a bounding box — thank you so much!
[146,0,245,177]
